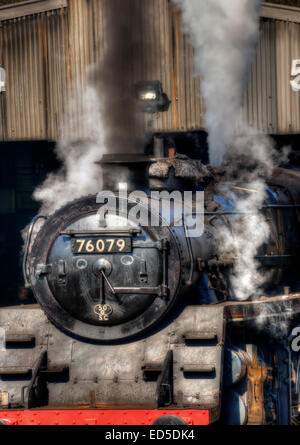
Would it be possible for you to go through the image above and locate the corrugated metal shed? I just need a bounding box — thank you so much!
[245,19,278,134]
[276,19,300,133]
[0,0,299,141]
[0,7,69,140]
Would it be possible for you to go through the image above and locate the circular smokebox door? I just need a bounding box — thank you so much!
[29,195,182,342]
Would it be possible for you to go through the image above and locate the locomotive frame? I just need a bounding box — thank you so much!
[1,154,300,425]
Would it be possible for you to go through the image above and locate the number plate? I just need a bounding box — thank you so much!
[71,237,132,254]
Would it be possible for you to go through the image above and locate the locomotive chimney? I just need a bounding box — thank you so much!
[99,154,151,192]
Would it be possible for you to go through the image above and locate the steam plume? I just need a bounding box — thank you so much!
[172,0,262,167]
[34,0,145,215]
[215,130,276,301]
[92,0,145,154]
[214,130,290,305]
[34,85,105,215]
[256,300,293,338]
[172,0,277,303]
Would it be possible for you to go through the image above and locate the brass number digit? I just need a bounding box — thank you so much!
[106,239,115,252]
[117,239,126,252]
[76,239,85,253]
[96,239,105,252]
[86,240,95,253]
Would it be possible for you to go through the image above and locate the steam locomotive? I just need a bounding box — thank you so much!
[0,152,299,425]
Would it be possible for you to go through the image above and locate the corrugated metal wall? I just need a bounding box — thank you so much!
[0,9,69,140]
[276,20,300,133]
[0,0,299,141]
[172,9,205,131]
[63,0,176,138]
[245,19,278,134]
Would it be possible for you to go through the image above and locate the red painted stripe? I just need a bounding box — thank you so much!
[0,409,210,426]
[224,314,244,318]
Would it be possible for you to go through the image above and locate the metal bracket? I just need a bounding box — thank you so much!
[139,260,148,284]
[36,264,52,277]
[156,350,173,408]
[84,237,170,300]
[61,228,142,236]
[22,350,47,409]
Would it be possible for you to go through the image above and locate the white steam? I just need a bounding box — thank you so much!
[215,127,291,304]
[213,130,276,301]
[217,182,271,301]
[256,300,293,338]
[172,0,262,167]
[34,0,147,215]
[34,83,106,215]
[172,0,279,303]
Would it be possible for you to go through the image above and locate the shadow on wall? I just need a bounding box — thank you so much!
[0,140,59,307]
[150,131,300,168]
